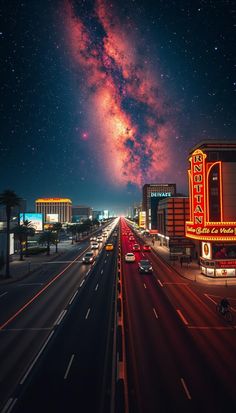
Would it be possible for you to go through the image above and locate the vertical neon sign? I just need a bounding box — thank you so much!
[190,149,206,227]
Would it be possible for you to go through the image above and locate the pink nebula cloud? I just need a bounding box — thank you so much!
[64,0,181,188]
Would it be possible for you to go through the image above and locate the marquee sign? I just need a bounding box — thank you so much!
[186,149,236,241]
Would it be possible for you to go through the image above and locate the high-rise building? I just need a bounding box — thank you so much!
[142,183,176,229]
[72,205,92,223]
[185,140,236,277]
[35,198,72,223]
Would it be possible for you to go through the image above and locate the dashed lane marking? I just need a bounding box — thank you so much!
[176,309,188,325]
[204,293,217,305]
[85,308,91,319]
[181,378,191,400]
[153,308,159,319]
[157,279,163,287]
[64,354,75,380]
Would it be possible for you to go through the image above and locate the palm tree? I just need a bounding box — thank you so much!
[13,220,36,260]
[38,231,56,256]
[13,225,27,261]
[52,222,62,253]
[0,189,22,278]
[68,225,77,244]
[23,220,35,256]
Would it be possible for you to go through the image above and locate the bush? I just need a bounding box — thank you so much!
[26,247,47,255]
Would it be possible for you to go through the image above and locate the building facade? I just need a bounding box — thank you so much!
[72,205,92,223]
[185,141,236,277]
[142,183,176,230]
[157,197,194,255]
[35,198,72,223]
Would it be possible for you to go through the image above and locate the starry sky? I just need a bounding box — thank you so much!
[1,0,235,214]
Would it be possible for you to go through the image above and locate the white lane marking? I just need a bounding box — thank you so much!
[86,270,90,276]
[85,308,91,319]
[101,269,104,274]
[20,331,54,384]
[80,279,85,287]
[0,292,8,298]
[176,309,188,325]
[19,283,44,287]
[153,308,159,319]
[142,252,145,257]
[180,378,191,400]
[2,397,18,413]
[95,283,99,291]
[143,283,147,289]
[204,293,217,305]
[64,354,75,380]
[54,310,67,326]
[69,290,78,305]
[157,279,163,287]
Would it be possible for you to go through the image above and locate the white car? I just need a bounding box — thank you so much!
[97,236,103,242]
[125,253,135,262]
[90,237,97,241]
[91,242,99,249]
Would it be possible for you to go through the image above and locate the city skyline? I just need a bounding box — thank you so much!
[1,1,235,213]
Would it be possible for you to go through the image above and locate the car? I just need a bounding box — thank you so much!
[125,252,135,262]
[105,243,114,251]
[133,244,140,251]
[91,242,99,249]
[82,252,94,263]
[129,236,135,241]
[143,244,151,251]
[90,237,97,241]
[97,236,103,242]
[138,260,153,273]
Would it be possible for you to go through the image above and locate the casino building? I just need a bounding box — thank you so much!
[142,183,176,230]
[185,141,236,277]
[35,198,72,224]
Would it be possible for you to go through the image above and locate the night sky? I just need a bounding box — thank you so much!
[1,0,235,214]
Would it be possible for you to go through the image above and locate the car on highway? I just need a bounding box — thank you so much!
[90,237,97,241]
[125,252,135,262]
[97,236,103,242]
[138,259,153,273]
[129,236,135,241]
[91,242,99,249]
[82,251,94,264]
[143,244,151,251]
[133,244,140,251]
[105,243,114,251]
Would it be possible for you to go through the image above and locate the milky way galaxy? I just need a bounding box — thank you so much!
[65,0,180,188]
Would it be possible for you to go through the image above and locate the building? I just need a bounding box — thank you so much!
[72,205,92,223]
[142,183,176,230]
[185,140,236,277]
[157,197,194,255]
[35,198,72,223]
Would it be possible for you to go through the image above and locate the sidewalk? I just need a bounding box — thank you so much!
[0,240,80,285]
[145,238,236,286]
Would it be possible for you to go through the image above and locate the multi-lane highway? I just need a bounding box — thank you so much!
[120,218,236,413]
[0,220,120,413]
[1,216,236,413]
